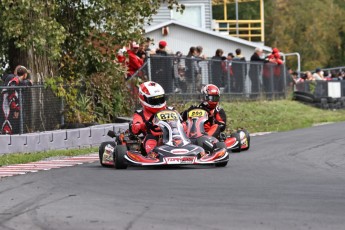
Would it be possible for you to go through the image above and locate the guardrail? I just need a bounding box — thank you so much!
[0,123,129,155]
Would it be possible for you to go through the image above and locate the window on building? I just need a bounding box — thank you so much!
[171,4,205,28]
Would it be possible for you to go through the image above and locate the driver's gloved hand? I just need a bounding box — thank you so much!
[145,120,153,130]
[219,132,227,142]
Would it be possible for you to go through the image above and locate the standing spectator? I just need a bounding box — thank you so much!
[210,49,224,88]
[151,40,174,93]
[1,66,32,134]
[312,68,325,81]
[126,42,144,80]
[185,46,200,93]
[249,47,266,98]
[232,48,247,93]
[196,46,207,60]
[263,48,284,97]
[224,52,234,92]
[173,51,186,93]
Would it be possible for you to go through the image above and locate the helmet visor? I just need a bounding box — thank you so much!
[206,95,220,102]
[146,95,165,105]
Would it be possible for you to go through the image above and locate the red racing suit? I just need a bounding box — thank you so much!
[130,108,165,155]
[182,102,227,138]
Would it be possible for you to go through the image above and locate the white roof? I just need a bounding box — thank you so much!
[145,19,273,52]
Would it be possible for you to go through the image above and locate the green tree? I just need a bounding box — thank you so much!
[0,0,183,124]
[265,0,345,70]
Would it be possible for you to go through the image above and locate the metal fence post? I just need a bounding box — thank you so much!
[19,88,23,134]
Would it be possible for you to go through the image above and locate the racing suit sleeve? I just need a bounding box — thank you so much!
[214,108,226,132]
[131,113,146,135]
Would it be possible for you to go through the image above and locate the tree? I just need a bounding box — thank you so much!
[264,0,345,70]
[0,0,184,124]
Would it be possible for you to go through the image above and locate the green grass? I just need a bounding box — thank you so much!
[2,100,345,167]
[175,99,345,133]
[0,147,98,167]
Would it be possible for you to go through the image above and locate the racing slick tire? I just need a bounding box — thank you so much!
[239,129,250,151]
[230,132,241,153]
[99,141,115,167]
[114,145,128,169]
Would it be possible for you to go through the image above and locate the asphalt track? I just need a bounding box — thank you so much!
[0,122,345,230]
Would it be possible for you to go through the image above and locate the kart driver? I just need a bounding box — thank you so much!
[130,81,167,159]
[182,84,226,139]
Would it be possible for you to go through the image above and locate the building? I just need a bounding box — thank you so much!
[144,0,272,59]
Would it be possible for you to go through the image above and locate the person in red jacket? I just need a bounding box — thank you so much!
[130,81,167,158]
[126,42,144,80]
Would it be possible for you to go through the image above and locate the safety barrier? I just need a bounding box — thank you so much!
[0,123,129,155]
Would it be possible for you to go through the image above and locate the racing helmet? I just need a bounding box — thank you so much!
[139,81,166,114]
[201,84,220,110]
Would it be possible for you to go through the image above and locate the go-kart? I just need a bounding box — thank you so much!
[99,109,229,169]
[185,108,250,153]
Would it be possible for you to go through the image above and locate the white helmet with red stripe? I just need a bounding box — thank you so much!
[201,84,220,110]
[139,81,166,114]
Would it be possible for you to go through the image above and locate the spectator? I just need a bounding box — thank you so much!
[173,51,186,93]
[185,46,200,93]
[232,48,247,93]
[196,46,207,60]
[151,40,174,93]
[210,49,224,88]
[263,48,284,96]
[224,53,234,92]
[1,66,32,134]
[304,71,315,81]
[126,42,144,80]
[249,47,266,98]
[313,68,325,81]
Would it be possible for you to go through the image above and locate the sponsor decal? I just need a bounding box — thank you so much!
[165,156,195,164]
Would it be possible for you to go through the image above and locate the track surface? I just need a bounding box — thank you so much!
[1,122,345,230]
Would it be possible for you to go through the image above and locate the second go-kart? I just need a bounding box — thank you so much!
[185,108,250,153]
[99,109,229,169]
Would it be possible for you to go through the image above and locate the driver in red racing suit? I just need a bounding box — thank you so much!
[182,84,240,150]
[130,81,167,159]
[182,84,226,138]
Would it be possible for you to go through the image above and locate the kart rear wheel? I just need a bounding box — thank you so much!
[113,145,128,169]
[99,141,115,167]
[230,132,241,153]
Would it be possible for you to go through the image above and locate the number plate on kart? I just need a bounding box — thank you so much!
[156,111,178,121]
[165,156,196,164]
[188,109,206,118]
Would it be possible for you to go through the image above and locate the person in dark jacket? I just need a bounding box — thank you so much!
[249,47,266,98]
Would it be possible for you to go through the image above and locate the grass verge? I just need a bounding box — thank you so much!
[2,100,345,167]
[0,147,98,167]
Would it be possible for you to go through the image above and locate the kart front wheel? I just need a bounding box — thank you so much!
[230,132,241,153]
[99,141,115,167]
[113,145,128,169]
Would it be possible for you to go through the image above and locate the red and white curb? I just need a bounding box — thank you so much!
[0,154,99,179]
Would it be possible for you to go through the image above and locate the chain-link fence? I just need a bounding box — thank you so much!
[0,85,63,135]
[130,55,290,102]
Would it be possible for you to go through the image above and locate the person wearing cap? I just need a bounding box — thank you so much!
[155,40,168,56]
[151,40,174,93]
[1,65,32,134]
[263,47,284,96]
